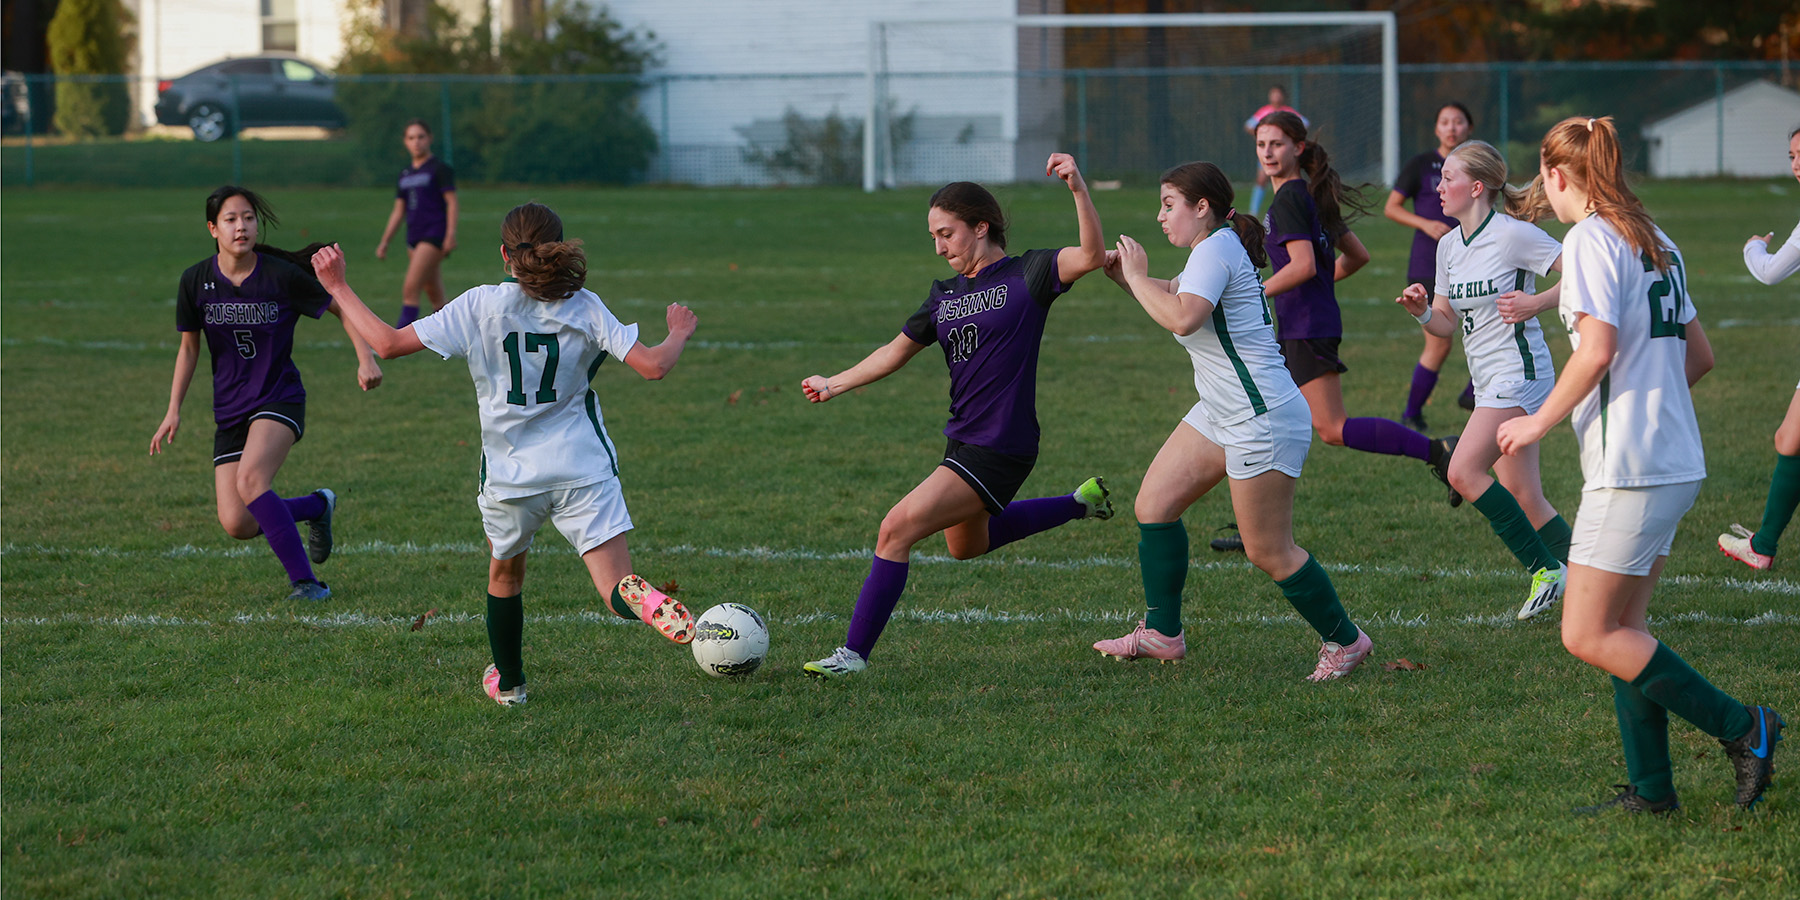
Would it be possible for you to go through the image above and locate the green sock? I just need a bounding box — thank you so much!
[608,584,636,620]
[486,593,525,691]
[1139,521,1187,636]
[1629,642,1754,742]
[1471,482,1561,573]
[1536,515,1573,566]
[1611,676,1674,803]
[1275,555,1358,645]
[1750,452,1800,557]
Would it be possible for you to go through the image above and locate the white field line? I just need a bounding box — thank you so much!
[6,540,1799,598]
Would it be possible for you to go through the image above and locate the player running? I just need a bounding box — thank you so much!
[313,202,698,707]
[1716,125,1800,571]
[1090,161,1373,681]
[1255,111,1455,501]
[799,154,1111,678]
[1385,101,1477,429]
[1395,140,1571,620]
[375,118,457,327]
[1497,116,1782,814]
[149,186,384,601]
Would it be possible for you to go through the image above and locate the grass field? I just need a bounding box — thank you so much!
[2,177,1796,898]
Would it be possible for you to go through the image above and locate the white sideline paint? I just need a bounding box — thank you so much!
[5,541,1799,599]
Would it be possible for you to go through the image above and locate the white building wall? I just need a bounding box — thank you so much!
[1643,81,1800,178]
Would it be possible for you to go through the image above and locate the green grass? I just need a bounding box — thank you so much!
[0,137,379,190]
[3,178,1796,898]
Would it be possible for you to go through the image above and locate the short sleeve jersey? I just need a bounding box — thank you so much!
[1433,211,1561,393]
[1263,179,1341,341]
[902,249,1068,456]
[412,283,641,499]
[1558,217,1704,489]
[1174,228,1300,426]
[1395,150,1456,284]
[397,157,455,244]
[175,253,332,424]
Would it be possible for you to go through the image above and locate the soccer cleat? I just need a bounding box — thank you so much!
[1426,436,1463,508]
[1573,785,1681,817]
[1092,620,1185,662]
[1457,387,1476,411]
[482,664,527,707]
[1307,628,1372,682]
[613,574,695,644]
[803,646,867,678]
[306,488,336,565]
[1718,524,1774,571]
[1720,705,1784,809]
[287,579,331,601]
[1519,565,1566,620]
[1074,476,1113,520]
[1400,412,1429,432]
[1209,523,1244,553]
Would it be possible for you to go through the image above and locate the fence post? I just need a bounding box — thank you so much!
[1498,63,1510,165]
[1076,69,1087,169]
[660,75,671,183]
[23,75,34,187]
[1715,64,1725,177]
[230,76,242,185]
[440,79,454,168]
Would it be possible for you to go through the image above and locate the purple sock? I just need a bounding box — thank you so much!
[285,492,325,522]
[396,305,420,327]
[1341,417,1431,461]
[1403,364,1440,419]
[844,556,908,659]
[1459,380,1475,403]
[246,490,316,583]
[986,495,1084,553]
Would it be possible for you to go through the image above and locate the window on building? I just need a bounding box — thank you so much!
[261,0,298,52]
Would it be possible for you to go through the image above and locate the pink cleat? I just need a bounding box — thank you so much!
[1718,525,1774,571]
[614,574,696,644]
[482,664,527,706]
[1093,620,1185,662]
[1307,628,1372,682]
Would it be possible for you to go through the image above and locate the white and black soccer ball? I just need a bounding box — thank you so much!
[690,603,769,678]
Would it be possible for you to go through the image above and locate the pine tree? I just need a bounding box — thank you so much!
[48,0,134,138]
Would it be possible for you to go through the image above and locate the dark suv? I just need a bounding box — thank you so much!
[154,55,346,142]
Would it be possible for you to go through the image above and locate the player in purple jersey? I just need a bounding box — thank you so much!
[376,119,458,327]
[150,186,383,601]
[1384,102,1475,430]
[1256,111,1457,502]
[798,154,1110,678]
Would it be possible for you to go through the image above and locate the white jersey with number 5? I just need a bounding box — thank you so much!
[1173,227,1300,426]
[1434,210,1561,393]
[413,283,641,499]
[1558,216,1703,489]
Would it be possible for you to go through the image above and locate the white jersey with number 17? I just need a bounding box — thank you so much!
[413,283,641,499]
[1559,216,1703,490]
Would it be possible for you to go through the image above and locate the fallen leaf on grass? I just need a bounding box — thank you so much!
[656,817,668,827]
[1469,764,1496,776]
[727,389,742,405]
[411,608,439,631]
[751,815,763,829]
[1382,659,1427,671]
[659,580,680,595]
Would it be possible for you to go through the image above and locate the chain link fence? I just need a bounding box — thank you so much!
[2,61,1793,190]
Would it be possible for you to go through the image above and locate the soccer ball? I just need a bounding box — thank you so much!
[690,603,769,678]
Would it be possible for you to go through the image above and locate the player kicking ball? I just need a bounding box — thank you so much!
[313,202,698,707]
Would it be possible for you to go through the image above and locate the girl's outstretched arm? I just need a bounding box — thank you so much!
[1047,153,1105,283]
[802,334,929,402]
[150,331,201,455]
[312,244,426,360]
[623,303,698,381]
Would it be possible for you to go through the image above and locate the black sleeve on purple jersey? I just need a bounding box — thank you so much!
[439,163,456,193]
[1022,248,1068,308]
[278,260,334,319]
[1267,186,1315,244]
[902,292,939,345]
[1393,153,1425,198]
[175,263,204,332]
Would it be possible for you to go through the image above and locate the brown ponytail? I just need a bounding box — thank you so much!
[1257,111,1371,237]
[503,202,588,301]
[1534,116,1666,271]
[1161,161,1268,268]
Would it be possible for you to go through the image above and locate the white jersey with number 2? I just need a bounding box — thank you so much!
[1559,216,1703,490]
[1434,210,1562,393]
[413,283,641,499]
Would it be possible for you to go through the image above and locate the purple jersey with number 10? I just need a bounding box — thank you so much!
[901,249,1069,456]
[176,253,332,423]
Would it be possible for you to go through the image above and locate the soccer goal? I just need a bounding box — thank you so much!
[863,11,1398,192]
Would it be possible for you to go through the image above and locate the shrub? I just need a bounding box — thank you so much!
[47,0,133,138]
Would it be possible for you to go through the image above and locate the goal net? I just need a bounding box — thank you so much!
[864,12,1396,191]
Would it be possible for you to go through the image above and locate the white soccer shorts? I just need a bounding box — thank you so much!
[1181,394,1311,480]
[478,478,634,560]
[1569,480,1702,576]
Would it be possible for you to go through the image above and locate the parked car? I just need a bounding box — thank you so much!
[154,55,346,142]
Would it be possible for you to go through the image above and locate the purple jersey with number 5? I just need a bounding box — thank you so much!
[176,253,332,423]
[901,249,1068,455]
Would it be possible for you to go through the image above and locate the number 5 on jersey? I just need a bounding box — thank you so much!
[502,331,559,405]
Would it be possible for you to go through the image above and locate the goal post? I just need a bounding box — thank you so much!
[864,11,1399,192]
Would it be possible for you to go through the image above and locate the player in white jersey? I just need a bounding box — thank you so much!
[1091,161,1373,682]
[1717,125,1800,571]
[1396,140,1572,620]
[1497,117,1781,814]
[311,202,700,708]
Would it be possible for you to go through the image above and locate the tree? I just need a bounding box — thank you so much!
[47,0,132,138]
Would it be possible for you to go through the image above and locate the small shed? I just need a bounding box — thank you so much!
[1642,79,1800,178]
